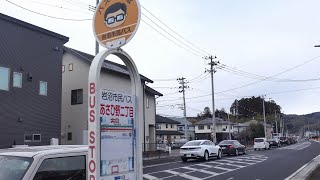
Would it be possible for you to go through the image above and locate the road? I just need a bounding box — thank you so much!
[143,140,320,180]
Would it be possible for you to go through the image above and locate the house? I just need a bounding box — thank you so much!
[169,117,195,141]
[194,118,236,142]
[155,115,184,143]
[61,47,162,152]
[233,120,273,139]
[0,13,69,148]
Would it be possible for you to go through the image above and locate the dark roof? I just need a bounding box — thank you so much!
[0,13,69,43]
[63,47,153,83]
[156,115,180,124]
[145,85,163,96]
[169,117,193,126]
[194,117,236,125]
[156,130,184,135]
[64,47,162,96]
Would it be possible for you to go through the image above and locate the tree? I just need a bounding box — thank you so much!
[215,108,228,119]
[248,123,264,139]
[197,107,212,119]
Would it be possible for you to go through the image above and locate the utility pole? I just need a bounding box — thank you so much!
[236,100,239,134]
[262,96,267,139]
[95,0,99,55]
[228,113,231,140]
[204,55,218,143]
[275,111,278,135]
[178,77,189,141]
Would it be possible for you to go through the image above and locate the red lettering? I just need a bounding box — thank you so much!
[110,105,115,116]
[89,131,95,144]
[129,107,134,117]
[89,96,96,108]
[89,160,96,173]
[89,175,95,180]
[89,145,95,158]
[89,82,95,94]
[106,104,110,115]
[115,105,120,116]
[90,110,95,122]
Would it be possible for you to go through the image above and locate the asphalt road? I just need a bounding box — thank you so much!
[143,140,320,180]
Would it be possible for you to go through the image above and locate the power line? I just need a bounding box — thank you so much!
[141,19,200,57]
[24,0,93,15]
[217,63,320,82]
[141,12,205,56]
[215,56,320,95]
[152,78,177,82]
[6,0,92,21]
[141,5,210,56]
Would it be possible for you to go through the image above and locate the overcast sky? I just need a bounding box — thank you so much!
[2,0,320,117]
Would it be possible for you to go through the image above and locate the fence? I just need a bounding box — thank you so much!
[142,143,183,159]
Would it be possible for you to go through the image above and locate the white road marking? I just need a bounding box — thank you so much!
[278,142,311,150]
[143,161,181,168]
[144,155,268,180]
[143,174,158,180]
[213,166,234,171]
[165,170,202,180]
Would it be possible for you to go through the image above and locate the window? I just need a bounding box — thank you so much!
[226,126,228,129]
[13,72,22,88]
[62,65,65,72]
[67,132,72,141]
[166,124,168,128]
[198,125,204,130]
[0,66,9,91]
[174,136,176,139]
[33,134,41,142]
[71,89,83,105]
[33,156,86,180]
[207,125,211,129]
[179,126,183,131]
[156,124,161,129]
[146,98,149,108]
[39,81,47,96]
[170,124,173,128]
[68,63,73,71]
[24,134,32,142]
[0,156,33,180]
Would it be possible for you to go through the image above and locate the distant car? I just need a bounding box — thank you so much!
[268,138,281,148]
[180,140,222,162]
[254,138,270,150]
[218,140,246,156]
[0,145,87,180]
[280,137,289,145]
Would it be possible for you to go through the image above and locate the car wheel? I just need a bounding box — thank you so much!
[181,157,188,162]
[254,148,256,151]
[203,150,209,161]
[217,150,222,159]
[235,149,239,156]
[243,148,246,155]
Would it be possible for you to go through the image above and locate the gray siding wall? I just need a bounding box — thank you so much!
[0,17,67,148]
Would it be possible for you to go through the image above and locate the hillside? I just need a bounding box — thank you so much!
[285,112,320,133]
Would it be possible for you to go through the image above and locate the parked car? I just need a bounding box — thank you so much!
[0,145,87,180]
[218,140,246,156]
[268,138,281,148]
[254,138,270,150]
[180,140,222,162]
[280,136,289,145]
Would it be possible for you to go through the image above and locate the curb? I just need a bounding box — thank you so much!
[285,154,320,180]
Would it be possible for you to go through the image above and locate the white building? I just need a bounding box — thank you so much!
[61,47,162,151]
[194,118,236,142]
[155,115,184,143]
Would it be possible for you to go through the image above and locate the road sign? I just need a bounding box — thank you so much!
[93,0,141,49]
[100,89,135,179]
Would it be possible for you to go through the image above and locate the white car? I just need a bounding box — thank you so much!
[254,138,270,150]
[0,145,88,180]
[180,140,222,162]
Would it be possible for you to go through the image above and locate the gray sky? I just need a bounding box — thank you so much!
[2,0,320,116]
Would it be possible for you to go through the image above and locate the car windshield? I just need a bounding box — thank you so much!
[183,141,202,146]
[0,155,33,180]
[255,139,264,142]
[219,140,235,145]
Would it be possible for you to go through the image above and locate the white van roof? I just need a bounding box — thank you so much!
[0,145,88,158]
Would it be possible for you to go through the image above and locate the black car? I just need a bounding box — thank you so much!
[218,140,246,156]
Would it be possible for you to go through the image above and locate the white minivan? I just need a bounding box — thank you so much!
[254,138,270,150]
